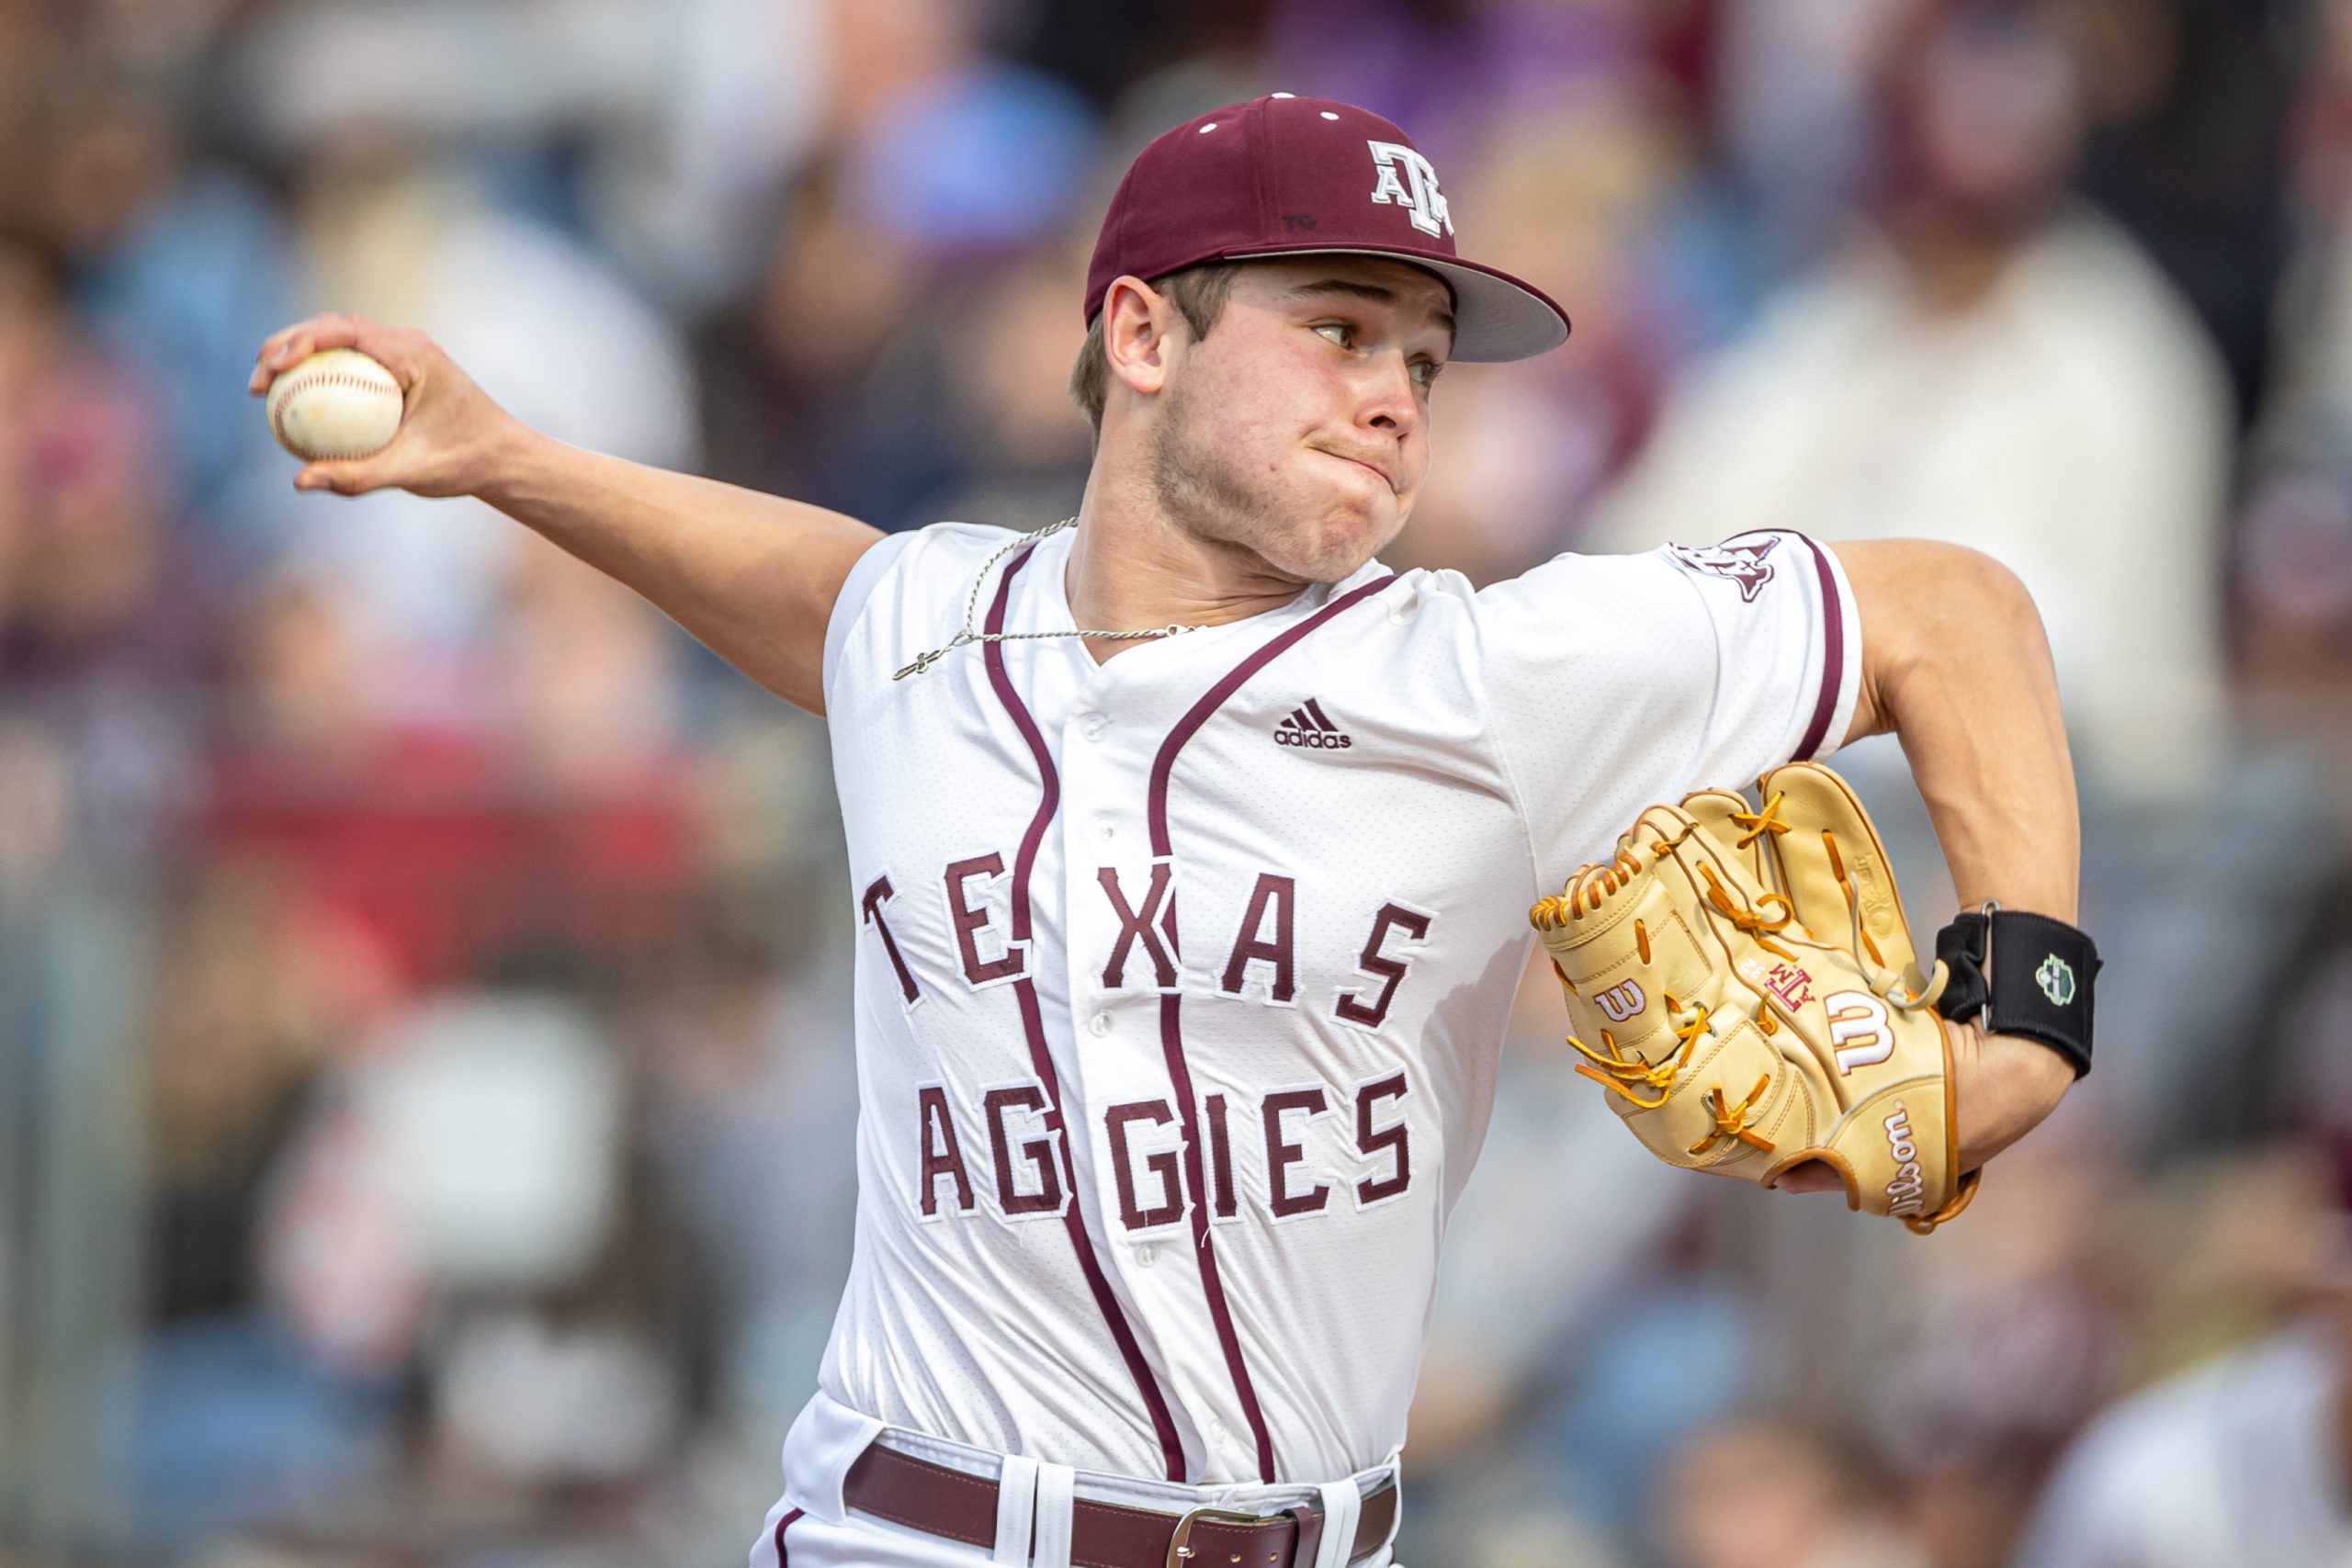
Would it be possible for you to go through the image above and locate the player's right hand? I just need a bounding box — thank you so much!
[248,313,528,500]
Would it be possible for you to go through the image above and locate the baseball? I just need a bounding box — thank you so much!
[266,348,404,462]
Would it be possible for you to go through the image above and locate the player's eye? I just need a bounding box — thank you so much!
[1313,321,1355,349]
[1410,358,1442,389]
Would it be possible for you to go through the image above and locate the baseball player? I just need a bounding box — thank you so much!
[250,96,2093,1568]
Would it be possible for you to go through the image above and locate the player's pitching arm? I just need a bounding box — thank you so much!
[1822,538,2079,1188]
[248,314,882,716]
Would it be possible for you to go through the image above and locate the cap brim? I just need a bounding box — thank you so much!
[1219,245,1572,362]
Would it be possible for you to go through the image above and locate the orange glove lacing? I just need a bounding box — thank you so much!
[1563,996,1712,1111]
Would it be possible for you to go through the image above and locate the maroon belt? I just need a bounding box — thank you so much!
[842,1442,1398,1567]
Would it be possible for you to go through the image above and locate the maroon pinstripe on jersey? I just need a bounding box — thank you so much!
[1143,571,1398,1484]
[982,545,1190,1482]
[1786,533,1847,761]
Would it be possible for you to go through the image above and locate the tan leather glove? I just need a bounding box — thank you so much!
[1530,761,1977,1233]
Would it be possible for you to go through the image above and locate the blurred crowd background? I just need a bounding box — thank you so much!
[1,0,2349,1563]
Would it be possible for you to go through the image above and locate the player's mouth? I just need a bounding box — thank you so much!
[1310,445,1399,494]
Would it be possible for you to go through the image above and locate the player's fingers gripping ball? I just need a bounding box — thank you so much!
[1530,761,1978,1234]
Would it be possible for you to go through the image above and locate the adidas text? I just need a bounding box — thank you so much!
[1276,700,1353,750]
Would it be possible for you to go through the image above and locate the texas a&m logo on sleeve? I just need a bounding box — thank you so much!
[1668,537,1779,602]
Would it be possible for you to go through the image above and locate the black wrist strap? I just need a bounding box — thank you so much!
[1932,908,2101,1078]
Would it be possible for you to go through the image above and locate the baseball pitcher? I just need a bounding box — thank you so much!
[252,96,2095,1568]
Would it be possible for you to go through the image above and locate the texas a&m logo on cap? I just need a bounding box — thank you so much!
[1367,141,1453,239]
[1081,93,1572,361]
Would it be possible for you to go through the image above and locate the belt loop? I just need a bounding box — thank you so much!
[1030,1462,1076,1568]
[994,1455,1039,1565]
[1311,1480,1359,1568]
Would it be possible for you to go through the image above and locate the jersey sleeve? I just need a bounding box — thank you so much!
[1476,528,1860,882]
[821,529,919,707]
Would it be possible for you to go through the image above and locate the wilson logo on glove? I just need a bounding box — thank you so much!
[1594,980,1645,1023]
[1826,992,1894,1074]
[1882,1105,1927,1218]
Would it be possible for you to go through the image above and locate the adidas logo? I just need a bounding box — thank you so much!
[1275,698,1353,750]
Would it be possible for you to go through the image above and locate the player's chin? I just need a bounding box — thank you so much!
[1288,496,1401,580]
[1273,515,1384,582]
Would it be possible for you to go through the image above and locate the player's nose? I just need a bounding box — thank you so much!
[1354,350,1423,439]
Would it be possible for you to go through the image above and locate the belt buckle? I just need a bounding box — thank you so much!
[1168,1506,1279,1566]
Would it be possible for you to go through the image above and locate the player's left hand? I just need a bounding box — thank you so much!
[1531,761,2060,1232]
[1770,1021,2072,1193]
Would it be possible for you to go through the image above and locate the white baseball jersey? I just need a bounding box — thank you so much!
[799,520,1859,1496]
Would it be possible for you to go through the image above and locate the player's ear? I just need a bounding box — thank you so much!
[1102,276,1175,399]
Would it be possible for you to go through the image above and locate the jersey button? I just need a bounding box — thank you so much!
[1135,1243,1159,1267]
[1087,1012,1114,1037]
[1094,819,1115,842]
[1079,714,1108,740]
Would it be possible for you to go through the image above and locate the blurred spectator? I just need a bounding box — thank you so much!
[131,857,386,1542]
[2065,0,2295,421]
[1401,77,1716,581]
[1710,0,1918,272]
[2011,1141,2352,1567]
[588,0,827,312]
[2010,954,2352,1567]
[843,58,1097,257]
[2233,0,2352,720]
[285,151,695,706]
[692,15,1098,533]
[1263,0,1650,170]
[493,535,684,787]
[630,881,856,1427]
[694,166,955,529]
[1594,0,2234,795]
[201,551,697,998]
[0,236,205,867]
[1868,1134,2126,1568]
[267,993,625,1339]
[918,244,1095,528]
[1653,1417,1924,1568]
[147,861,345,1328]
[21,65,301,564]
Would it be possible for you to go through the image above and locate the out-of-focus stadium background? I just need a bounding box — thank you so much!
[1,0,2350,1563]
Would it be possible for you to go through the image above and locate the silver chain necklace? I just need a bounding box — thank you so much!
[892,517,1204,680]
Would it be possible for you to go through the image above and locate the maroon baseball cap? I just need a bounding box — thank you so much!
[1084,94,1569,363]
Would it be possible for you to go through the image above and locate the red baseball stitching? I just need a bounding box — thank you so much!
[270,367,400,448]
